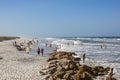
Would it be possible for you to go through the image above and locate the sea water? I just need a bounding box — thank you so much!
[45,37,120,79]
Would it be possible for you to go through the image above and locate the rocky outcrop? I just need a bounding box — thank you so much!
[40,51,117,80]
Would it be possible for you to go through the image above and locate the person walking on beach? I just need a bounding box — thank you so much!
[25,47,29,54]
[54,47,57,52]
[37,47,40,55]
[49,44,52,47]
[101,45,103,48]
[83,53,86,63]
[13,41,17,46]
[41,48,44,56]
[106,68,113,80]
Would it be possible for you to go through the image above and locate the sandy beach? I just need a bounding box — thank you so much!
[0,37,119,80]
[0,38,48,80]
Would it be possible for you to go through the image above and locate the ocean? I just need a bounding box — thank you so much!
[45,37,120,79]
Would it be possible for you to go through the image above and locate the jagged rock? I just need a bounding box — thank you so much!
[54,70,65,79]
[63,72,71,79]
[39,71,46,75]
[104,67,111,72]
[48,60,58,65]
[92,66,108,76]
[47,58,57,62]
[49,51,76,60]
[78,65,92,73]
[40,51,117,80]
[73,71,93,80]
[79,72,93,80]
[48,64,57,69]
[106,77,117,80]
[48,67,57,74]
[74,57,81,61]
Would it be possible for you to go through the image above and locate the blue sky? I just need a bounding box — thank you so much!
[0,0,120,37]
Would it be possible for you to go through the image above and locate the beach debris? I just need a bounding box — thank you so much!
[40,51,117,80]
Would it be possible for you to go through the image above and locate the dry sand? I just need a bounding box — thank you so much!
[0,38,47,80]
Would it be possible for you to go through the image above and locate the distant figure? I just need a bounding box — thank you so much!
[54,47,57,52]
[14,41,17,46]
[37,47,40,55]
[45,43,48,47]
[101,45,103,48]
[41,48,44,56]
[106,68,113,80]
[37,40,39,43]
[83,53,86,63]
[104,45,107,48]
[32,39,35,44]
[55,47,57,51]
[27,42,30,48]
[49,44,52,47]
[13,41,17,46]
[26,47,29,54]
[101,44,107,49]
[13,41,15,46]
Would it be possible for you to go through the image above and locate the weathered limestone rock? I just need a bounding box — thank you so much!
[40,51,117,80]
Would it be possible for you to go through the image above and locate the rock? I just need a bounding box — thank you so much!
[104,67,110,72]
[49,51,76,60]
[40,51,117,80]
[48,60,58,65]
[49,67,57,74]
[54,71,65,79]
[112,77,117,80]
[83,72,93,79]
[74,57,81,61]
[63,72,71,79]
[92,66,109,76]
[106,77,117,80]
[48,64,57,69]
[98,72,104,76]
[78,65,92,73]
[39,71,46,75]
[47,58,57,62]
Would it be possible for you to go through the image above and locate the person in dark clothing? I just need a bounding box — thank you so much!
[41,48,44,56]
[83,53,86,63]
[37,47,40,55]
[13,41,17,46]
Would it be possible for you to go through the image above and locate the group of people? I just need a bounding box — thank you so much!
[13,39,39,51]
[100,44,107,49]
[12,39,45,56]
[37,47,44,56]
[25,46,44,56]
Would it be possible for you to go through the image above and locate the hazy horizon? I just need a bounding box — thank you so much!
[0,0,120,37]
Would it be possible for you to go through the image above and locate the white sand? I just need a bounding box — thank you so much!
[0,38,47,80]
